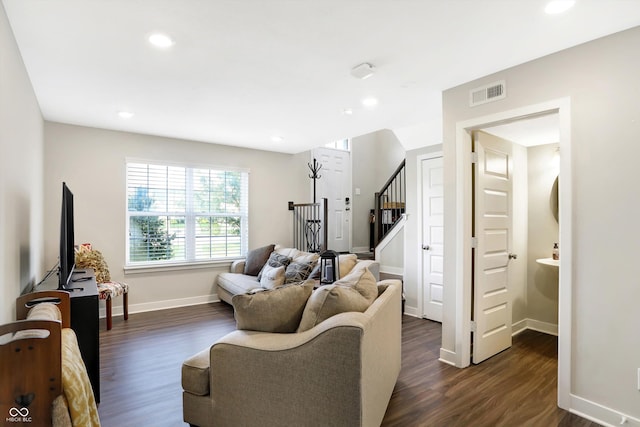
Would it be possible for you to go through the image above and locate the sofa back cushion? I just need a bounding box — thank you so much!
[232,280,315,333]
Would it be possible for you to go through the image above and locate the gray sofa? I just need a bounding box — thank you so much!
[182,279,402,427]
[216,247,380,304]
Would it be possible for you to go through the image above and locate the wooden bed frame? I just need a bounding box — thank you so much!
[0,290,71,426]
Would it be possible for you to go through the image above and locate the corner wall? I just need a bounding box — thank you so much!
[0,3,44,323]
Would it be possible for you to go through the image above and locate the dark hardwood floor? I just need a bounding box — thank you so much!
[97,303,600,427]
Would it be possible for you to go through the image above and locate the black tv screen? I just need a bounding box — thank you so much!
[59,182,75,289]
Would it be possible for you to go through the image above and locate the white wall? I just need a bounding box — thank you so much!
[0,3,44,323]
[527,143,559,326]
[443,26,640,422]
[43,122,310,314]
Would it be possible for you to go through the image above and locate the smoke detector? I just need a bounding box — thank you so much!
[350,63,375,80]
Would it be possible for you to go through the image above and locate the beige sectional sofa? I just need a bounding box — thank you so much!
[182,279,402,427]
[216,245,380,304]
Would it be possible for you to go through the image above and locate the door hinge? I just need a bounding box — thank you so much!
[470,320,477,333]
[471,237,477,248]
[471,152,478,164]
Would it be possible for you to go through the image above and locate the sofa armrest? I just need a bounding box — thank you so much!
[229,259,245,273]
[209,314,368,427]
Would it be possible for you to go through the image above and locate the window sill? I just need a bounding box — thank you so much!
[124,258,241,275]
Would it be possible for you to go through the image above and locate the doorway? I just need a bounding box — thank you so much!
[419,154,444,321]
[452,98,572,409]
[471,120,560,364]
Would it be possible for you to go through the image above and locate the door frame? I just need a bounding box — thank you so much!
[452,98,572,409]
[417,151,443,319]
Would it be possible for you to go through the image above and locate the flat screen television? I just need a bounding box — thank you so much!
[59,182,75,289]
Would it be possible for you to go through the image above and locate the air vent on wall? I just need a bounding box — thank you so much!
[469,80,506,107]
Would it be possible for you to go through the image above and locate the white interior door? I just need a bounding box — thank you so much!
[421,156,444,321]
[313,148,351,253]
[472,131,514,364]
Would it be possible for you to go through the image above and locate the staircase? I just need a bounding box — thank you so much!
[373,160,406,250]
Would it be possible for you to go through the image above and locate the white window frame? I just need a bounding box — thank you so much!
[124,160,249,270]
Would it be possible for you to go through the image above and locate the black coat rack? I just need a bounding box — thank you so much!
[308,158,322,203]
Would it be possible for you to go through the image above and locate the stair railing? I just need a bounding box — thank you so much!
[289,198,328,253]
[374,160,406,248]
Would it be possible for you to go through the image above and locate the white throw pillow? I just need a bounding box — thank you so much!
[259,264,285,289]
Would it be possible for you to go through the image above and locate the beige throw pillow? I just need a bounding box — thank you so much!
[338,253,358,278]
[297,285,370,332]
[297,266,379,332]
[333,265,378,305]
[232,280,315,333]
[259,264,286,289]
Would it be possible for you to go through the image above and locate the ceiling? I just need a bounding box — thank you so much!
[4,1,640,154]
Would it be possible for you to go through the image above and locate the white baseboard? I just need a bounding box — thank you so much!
[380,265,403,276]
[403,305,418,317]
[512,318,558,336]
[570,394,640,427]
[98,293,220,319]
[439,348,457,366]
[352,246,371,254]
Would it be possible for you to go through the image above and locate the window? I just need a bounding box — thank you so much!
[126,161,248,266]
[325,138,350,151]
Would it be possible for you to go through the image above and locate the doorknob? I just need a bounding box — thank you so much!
[508,253,518,260]
[422,245,430,251]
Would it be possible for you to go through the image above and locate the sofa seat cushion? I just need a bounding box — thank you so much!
[217,273,260,296]
[232,280,315,333]
[182,348,210,396]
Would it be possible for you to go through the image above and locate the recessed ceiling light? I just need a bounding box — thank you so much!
[342,108,353,115]
[544,0,576,15]
[148,33,174,48]
[118,111,134,119]
[271,135,284,143]
[361,97,378,108]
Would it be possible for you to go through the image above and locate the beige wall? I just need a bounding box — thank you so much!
[43,122,310,313]
[0,3,44,323]
[443,26,640,420]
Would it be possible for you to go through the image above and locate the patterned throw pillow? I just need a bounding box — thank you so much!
[257,252,292,281]
[75,248,111,283]
[285,261,316,284]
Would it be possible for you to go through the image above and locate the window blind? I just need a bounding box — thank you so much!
[126,162,248,265]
